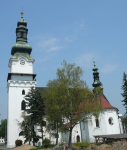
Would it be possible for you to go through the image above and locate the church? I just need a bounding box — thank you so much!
[6,13,123,148]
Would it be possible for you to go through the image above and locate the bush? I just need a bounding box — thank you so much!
[15,139,22,147]
[42,138,51,148]
[73,142,90,148]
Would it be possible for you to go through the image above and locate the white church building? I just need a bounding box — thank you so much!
[6,13,123,148]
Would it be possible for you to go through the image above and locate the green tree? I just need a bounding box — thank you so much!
[24,87,45,145]
[121,72,127,114]
[0,119,7,140]
[44,60,103,149]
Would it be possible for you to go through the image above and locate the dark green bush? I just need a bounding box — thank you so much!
[15,139,22,147]
[42,138,51,147]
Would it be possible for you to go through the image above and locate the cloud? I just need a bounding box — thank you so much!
[101,64,117,73]
[76,53,95,68]
[37,37,64,52]
[64,20,86,42]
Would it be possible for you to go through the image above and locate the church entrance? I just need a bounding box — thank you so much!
[77,135,80,142]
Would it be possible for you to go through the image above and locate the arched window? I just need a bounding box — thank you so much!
[21,100,26,110]
[22,89,25,95]
[96,119,99,127]
[19,131,24,136]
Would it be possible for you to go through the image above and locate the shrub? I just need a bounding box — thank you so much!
[42,138,51,148]
[73,142,90,148]
[15,139,22,147]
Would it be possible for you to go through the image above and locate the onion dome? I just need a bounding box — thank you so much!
[92,61,102,88]
[11,12,32,55]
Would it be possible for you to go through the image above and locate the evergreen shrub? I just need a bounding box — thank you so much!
[15,139,22,147]
[42,138,51,147]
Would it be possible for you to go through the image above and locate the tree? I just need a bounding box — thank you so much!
[44,60,103,149]
[23,87,45,145]
[121,72,127,114]
[0,119,7,140]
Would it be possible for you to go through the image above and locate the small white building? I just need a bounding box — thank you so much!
[0,137,5,144]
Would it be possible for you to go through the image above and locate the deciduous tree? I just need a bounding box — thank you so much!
[44,60,103,149]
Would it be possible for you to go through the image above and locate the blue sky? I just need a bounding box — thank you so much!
[0,0,127,122]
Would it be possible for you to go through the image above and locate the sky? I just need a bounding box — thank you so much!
[0,0,127,122]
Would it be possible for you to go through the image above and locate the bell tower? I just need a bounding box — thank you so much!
[7,13,37,148]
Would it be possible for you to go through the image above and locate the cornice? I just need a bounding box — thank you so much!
[7,80,37,87]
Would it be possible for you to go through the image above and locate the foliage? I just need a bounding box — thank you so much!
[44,60,104,149]
[42,138,51,148]
[0,119,7,140]
[23,87,45,145]
[121,72,127,113]
[73,142,90,148]
[15,139,22,147]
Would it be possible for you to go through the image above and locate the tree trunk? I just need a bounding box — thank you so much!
[68,127,72,149]
[56,126,58,145]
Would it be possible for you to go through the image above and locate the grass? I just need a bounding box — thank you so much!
[73,142,91,148]
[72,141,114,148]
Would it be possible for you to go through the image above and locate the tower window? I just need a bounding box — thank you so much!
[21,32,24,38]
[21,100,26,110]
[96,119,99,127]
[22,89,25,95]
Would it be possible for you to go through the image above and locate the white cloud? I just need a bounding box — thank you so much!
[101,64,117,73]
[37,37,64,52]
[76,53,95,68]
[64,20,86,42]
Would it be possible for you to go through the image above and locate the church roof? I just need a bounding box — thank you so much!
[99,94,118,110]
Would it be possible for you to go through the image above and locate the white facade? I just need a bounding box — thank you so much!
[62,109,122,143]
[7,55,36,148]
[0,137,5,144]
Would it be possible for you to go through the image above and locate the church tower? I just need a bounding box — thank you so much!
[92,61,103,94]
[7,13,37,148]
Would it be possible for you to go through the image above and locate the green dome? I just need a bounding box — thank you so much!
[11,43,32,55]
[11,13,32,55]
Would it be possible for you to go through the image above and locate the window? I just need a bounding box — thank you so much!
[96,119,99,127]
[108,117,113,125]
[22,89,25,95]
[21,100,26,110]
[21,32,24,38]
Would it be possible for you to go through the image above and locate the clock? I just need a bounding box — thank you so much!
[20,60,25,65]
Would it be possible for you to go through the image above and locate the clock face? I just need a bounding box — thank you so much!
[20,60,25,65]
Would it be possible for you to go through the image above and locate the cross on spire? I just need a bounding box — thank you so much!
[21,12,24,18]
[93,58,95,66]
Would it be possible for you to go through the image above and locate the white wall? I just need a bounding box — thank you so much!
[9,56,34,74]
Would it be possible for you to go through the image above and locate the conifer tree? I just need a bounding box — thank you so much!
[24,87,45,145]
[121,72,127,114]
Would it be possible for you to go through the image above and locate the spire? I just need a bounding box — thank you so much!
[92,60,102,88]
[11,12,32,55]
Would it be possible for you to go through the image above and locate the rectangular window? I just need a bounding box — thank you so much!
[96,119,99,127]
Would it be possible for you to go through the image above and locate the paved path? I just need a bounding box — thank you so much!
[0,145,13,150]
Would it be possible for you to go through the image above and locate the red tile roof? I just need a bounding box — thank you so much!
[99,95,118,110]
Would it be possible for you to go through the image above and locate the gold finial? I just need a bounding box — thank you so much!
[93,57,95,66]
[21,7,24,18]
[21,12,23,18]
